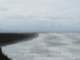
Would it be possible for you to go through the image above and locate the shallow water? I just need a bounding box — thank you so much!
[2,33,80,60]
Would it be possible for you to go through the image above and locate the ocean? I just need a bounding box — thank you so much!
[2,33,80,60]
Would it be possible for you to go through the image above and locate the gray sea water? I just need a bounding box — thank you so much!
[2,33,80,60]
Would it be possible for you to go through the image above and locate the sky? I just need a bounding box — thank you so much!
[48,0,80,17]
[0,0,48,17]
[0,0,80,32]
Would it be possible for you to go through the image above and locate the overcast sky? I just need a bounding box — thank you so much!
[0,0,80,32]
